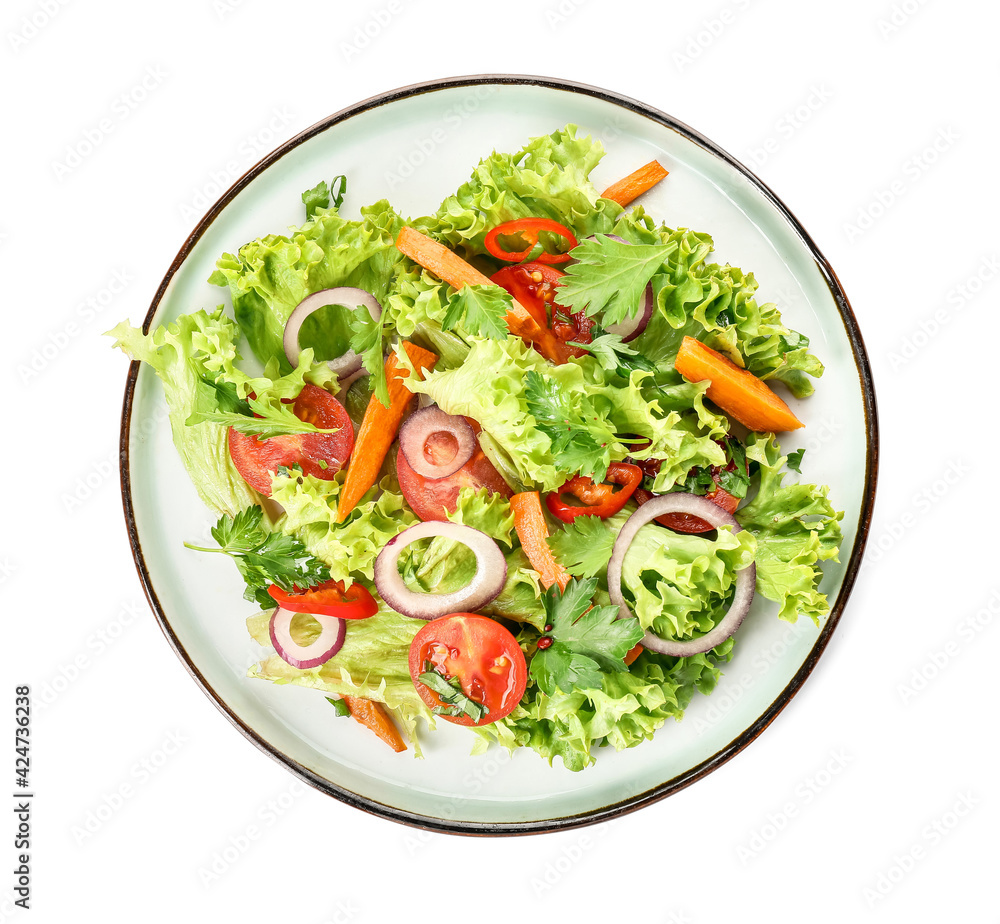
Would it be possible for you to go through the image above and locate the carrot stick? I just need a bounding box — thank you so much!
[675,336,803,432]
[342,695,406,752]
[395,226,574,365]
[624,643,644,666]
[601,160,669,207]
[510,491,571,592]
[337,341,437,521]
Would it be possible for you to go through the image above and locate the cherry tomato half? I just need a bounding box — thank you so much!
[267,578,378,619]
[396,422,511,522]
[228,384,354,496]
[408,614,527,727]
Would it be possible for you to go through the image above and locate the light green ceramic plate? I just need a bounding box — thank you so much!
[120,75,877,834]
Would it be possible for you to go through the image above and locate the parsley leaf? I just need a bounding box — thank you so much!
[556,235,676,326]
[570,326,656,377]
[326,696,351,717]
[546,514,617,578]
[185,506,331,608]
[417,663,489,722]
[524,370,618,481]
[529,577,644,696]
[186,375,339,439]
[301,174,348,220]
[785,448,805,474]
[441,284,512,341]
[348,307,390,407]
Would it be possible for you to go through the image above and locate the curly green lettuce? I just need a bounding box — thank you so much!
[108,308,258,517]
[246,599,428,748]
[269,472,418,585]
[736,433,843,622]
[475,646,730,771]
[209,199,406,375]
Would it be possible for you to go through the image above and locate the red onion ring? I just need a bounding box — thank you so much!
[582,235,653,342]
[268,606,346,669]
[335,367,369,402]
[398,407,475,479]
[374,522,507,620]
[283,287,382,378]
[608,493,756,657]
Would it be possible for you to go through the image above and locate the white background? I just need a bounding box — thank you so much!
[4,0,996,920]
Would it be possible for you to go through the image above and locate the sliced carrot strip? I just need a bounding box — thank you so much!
[337,341,437,522]
[510,491,571,592]
[674,336,803,432]
[395,226,574,365]
[624,643,644,666]
[601,160,669,207]
[341,695,406,752]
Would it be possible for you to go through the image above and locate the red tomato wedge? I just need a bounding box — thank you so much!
[490,262,593,355]
[396,427,511,522]
[267,578,378,619]
[408,614,527,727]
[228,384,354,496]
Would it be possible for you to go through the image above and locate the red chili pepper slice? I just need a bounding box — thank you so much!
[267,578,378,619]
[484,218,578,265]
[545,462,643,522]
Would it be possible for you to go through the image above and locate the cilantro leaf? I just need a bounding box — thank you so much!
[570,326,656,377]
[186,506,331,608]
[185,375,339,439]
[441,284,512,341]
[302,174,347,220]
[418,664,489,722]
[556,235,677,326]
[785,448,805,474]
[524,370,617,481]
[529,577,644,696]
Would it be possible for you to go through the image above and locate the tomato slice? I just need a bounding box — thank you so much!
[396,427,511,522]
[408,614,527,727]
[546,463,643,522]
[267,578,378,619]
[228,384,354,496]
[484,218,578,265]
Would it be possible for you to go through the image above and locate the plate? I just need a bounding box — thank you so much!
[119,75,877,834]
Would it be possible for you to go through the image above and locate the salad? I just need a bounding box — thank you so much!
[110,126,842,771]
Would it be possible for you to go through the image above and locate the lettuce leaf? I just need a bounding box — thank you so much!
[475,647,729,771]
[209,199,405,373]
[425,125,623,258]
[107,308,258,517]
[736,433,842,622]
[269,473,418,584]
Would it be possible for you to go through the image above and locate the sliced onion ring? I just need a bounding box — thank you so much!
[283,287,383,377]
[374,522,507,620]
[399,407,475,479]
[582,235,652,342]
[608,493,756,657]
[268,606,346,669]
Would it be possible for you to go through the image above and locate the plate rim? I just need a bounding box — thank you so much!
[117,73,879,836]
